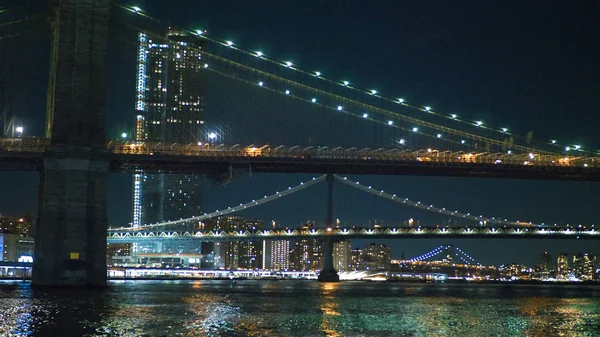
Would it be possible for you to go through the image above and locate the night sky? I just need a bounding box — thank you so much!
[1,0,600,266]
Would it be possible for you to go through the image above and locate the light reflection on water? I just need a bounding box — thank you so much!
[0,280,599,336]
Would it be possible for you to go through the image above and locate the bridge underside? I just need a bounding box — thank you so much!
[109,155,600,181]
[3,153,599,181]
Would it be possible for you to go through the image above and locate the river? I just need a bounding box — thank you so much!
[1,280,599,336]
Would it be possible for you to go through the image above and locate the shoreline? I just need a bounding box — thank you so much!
[2,277,599,286]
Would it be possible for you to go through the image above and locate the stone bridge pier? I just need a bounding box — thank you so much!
[33,0,111,286]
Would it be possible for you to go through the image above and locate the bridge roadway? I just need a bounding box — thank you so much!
[2,138,600,180]
[107,226,600,243]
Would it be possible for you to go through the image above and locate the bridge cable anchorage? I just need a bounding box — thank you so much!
[333,175,542,227]
[111,4,570,154]
[111,18,552,155]
[108,175,327,232]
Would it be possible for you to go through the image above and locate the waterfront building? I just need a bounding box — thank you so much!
[238,220,264,269]
[539,251,552,272]
[291,238,322,271]
[333,240,352,272]
[263,240,290,270]
[557,253,569,279]
[0,233,34,262]
[362,243,392,270]
[350,247,364,270]
[573,252,596,281]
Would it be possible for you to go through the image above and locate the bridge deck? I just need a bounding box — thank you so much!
[2,139,600,180]
[107,226,600,242]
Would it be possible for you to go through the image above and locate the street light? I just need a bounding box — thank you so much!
[208,132,217,140]
[121,132,128,139]
[15,126,23,136]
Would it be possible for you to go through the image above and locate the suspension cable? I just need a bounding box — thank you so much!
[334,175,540,227]
[109,175,326,232]
[112,19,551,155]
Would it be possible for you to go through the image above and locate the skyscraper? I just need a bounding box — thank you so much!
[132,29,205,250]
[573,252,596,281]
[263,240,290,270]
[539,251,552,272]
[557,253,569,279]
[238,220,264,270]
[333,240,351,272]
[363,243,392,270]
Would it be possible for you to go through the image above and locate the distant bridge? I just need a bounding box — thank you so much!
[107,226,600,243]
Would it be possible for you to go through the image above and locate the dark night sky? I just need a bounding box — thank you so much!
[1,1,600,266]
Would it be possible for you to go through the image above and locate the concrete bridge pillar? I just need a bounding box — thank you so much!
[318,174,340,282]
[33,0,111,286]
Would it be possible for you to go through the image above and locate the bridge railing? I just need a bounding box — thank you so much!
[0,138,48,153]
[107,141,599,168]
[2,138,599,168]
[106,226,600,240]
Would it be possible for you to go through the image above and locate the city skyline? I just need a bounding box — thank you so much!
[1,0,599,268]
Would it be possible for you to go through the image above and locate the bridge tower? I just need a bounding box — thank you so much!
[318,174,340,282]
[33,0,111,286]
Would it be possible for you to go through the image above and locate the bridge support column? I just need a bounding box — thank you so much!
[318,174,339,282]
[318,238,340,282]
[33,0,111,286]
[33,149,109,286]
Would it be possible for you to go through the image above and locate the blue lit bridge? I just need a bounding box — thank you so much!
[0,1,598,286]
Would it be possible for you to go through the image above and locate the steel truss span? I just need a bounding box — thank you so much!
[1,139,600,181]
[107,226,600,243]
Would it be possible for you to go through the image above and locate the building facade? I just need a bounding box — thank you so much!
[333,240,351,272]
[0,215,33,235]
[263,240,291,270]
[132,29,205,230]
[0,233,34,262]
[539,251,552,273]
[130,28,206,258]
[291,238,322,271]
[557,253,569,279]
[573,252,596,281]
[362,243,392,270]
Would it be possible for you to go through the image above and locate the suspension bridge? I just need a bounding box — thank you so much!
[106,174,599,242]
[0,1,598,286]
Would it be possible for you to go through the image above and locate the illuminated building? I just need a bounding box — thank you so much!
[350,247,363,270]
[238,220,264,269]
[498,264,531,280]
[263,240,290,270]
[131,28,204,249]
[291,238,322,271]
[0,215,33,235]
[333,240,351,271]
[573,252,596,281]
[290,222,322,271]
[557,253,569,279]
[539,251,552,272]
[107,243,131,265]
[200,216,243,269]
[0,233,34,262]
[362,243,392,270]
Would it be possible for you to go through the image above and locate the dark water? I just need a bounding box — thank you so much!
[1,280,600,336]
